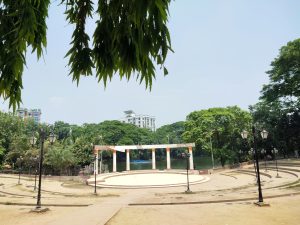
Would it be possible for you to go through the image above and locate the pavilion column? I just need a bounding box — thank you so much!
[152,148,156,170]
[166,148,171,169]
[126,149,130,171]
[113,150,117,172]
[188,146,194,170]
[95,152,99,175]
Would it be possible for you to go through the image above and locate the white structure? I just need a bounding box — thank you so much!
[93,143,195,174]
[120,110,156,131]
[17,108,41,123]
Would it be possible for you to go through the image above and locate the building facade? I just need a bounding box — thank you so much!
[120,110,156,131]
[17,108,41,123]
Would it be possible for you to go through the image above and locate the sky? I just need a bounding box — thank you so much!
[1,0,300,128]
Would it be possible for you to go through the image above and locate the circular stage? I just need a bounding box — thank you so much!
[91,171,210,189]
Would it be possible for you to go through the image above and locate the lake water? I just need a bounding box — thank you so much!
[105,156,220,172]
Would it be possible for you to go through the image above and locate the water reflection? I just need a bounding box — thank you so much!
[105,156,220,172]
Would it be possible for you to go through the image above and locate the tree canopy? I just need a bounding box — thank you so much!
[251,38,300,157]
[183,106,252,166]
[250,100,300,157]
[261,38,300,109]
[0,0,172,109]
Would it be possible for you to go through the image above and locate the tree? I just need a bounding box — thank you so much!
[183,106,252,167]
[72,136,94,166]
[261,39,300,109]
[5,135,31,165]
[250,100,300,157]
[44,144,76,175]
[0,0,172,109]
[252,38,300,157]
[155,121,185,144]
[155,121,185,157]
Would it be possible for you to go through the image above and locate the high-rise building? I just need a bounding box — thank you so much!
[120,110,156,131]
[17,108,41,123]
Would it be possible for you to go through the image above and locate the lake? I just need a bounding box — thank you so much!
[105,156,220,172]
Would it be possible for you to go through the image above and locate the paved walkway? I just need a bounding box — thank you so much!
[88,171,209,188]
[0,159,300,225]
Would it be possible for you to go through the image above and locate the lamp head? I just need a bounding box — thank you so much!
[30,136,37,145]
[260,129,268,139]
[241,130,248,139]
[49,132,56,144]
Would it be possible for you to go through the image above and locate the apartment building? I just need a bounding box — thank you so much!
[120,110,156,131]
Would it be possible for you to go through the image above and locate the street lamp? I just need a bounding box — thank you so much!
[17,156,23,185]
[241,127,268,206]
[272,148,280,178]
[49,132,56,144]
[248,148,257,181]
[28,156,39,191]
[241,130,249,139]
[238,149,243,166]
[94,154,97,195]
[30,135,37,147]
[99,135,103,174]
[242,130,257,179]
[209,136,215,169]
[261,129,269,172]
[32,128,56,212]
[260,130,269,139]
[91,143,97,195]
[29,135,39,191]
[33,156,38,191]
[181,152,191,193]
[261,149,267,172]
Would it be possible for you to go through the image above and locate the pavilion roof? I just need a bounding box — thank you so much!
[93,143,195,153]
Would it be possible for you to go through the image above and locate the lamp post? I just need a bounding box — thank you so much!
[30,135,38,191]
[91,143,97,195]
[272,148,280,178]
[181,152,191,193]
[33,128,56,211]
[33,157,38,191]
[17,156,23,185]
[248,148,257,181]
[238,149,243,167]
[261,149,267,172]
[209,136,215,169]
[30,135,37,148]
[260,129,268,172]
[99,135,103,174]
[241,127,268,206]
[94,154,97,195]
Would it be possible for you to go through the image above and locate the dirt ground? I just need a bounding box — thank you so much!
[1,160,300,225]
[1,194,300,225]
[106,196,300,225]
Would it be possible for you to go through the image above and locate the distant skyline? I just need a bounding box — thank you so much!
[1,0,300,128]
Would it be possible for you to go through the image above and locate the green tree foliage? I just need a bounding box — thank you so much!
[54,121,72,141]
[252,38,300,157]
[0,145,5,166]
[250,100,300,156]
[155,121,185,144]
[155,121,185,158]
[0,0,172,110]
[44,144,76,175]
[183,106,252,166]
[0,111,25,164]
[5,135,30,165]
[261,39,300,108]
[72,136,94,166]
